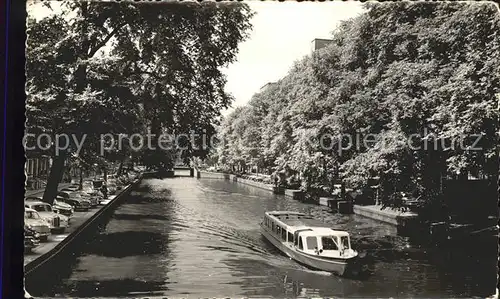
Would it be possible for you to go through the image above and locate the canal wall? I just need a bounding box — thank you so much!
[25,176,142,277]
[230,175,275,192]
[197,170,228,180]
[196,171,416,227]
[353,205,418,226]
[284,189,305,200]
[198,171,278,192]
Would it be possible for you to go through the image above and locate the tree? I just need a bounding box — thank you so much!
[26,2,253,204]
[213,2,499,209]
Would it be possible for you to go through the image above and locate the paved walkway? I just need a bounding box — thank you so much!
[24,207,101,266]
[24,178,139,267]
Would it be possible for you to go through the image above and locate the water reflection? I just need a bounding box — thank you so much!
[28,177,498,298]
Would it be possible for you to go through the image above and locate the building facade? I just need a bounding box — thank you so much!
[25,156,51,190]
[311,38,333,52]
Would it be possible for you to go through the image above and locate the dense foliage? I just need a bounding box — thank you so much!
[214,2,499,208]
[26,1,253,203]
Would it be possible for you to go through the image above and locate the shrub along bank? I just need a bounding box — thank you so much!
[212,2,499,213]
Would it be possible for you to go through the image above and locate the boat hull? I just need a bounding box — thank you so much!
[260,225,359,276]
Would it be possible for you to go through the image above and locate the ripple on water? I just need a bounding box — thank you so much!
[29,177,498,298]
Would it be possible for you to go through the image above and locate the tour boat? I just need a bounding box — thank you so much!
[260,211,364,276]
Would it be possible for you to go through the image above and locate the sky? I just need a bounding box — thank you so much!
[221,1,364,115]
[28,1,365,115]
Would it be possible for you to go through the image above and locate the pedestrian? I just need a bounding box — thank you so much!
[101,182,108,199]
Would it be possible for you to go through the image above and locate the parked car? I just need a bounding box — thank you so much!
[24,224,40,252]
[25,201,69,234]
[83,185,104,201]
[52,199,74,218]
[25,196,74,218]
[71,191,99,207]
[64,184,80,192]
[56,195,85,211]
[57,191,91,211]
[81,181,95,192]
[100,195,116,205]
[92,179,104,190]
[107,181,118,195]
[24,208,50,242]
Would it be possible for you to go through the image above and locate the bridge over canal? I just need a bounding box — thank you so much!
[142,166,201,178]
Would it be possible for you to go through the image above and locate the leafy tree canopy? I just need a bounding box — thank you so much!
[214,2,499,208]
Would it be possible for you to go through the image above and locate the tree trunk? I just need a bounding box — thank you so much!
[42,151,67,205]
[341,182,346,202]
[117,158,124,176]
[79,167,83,190]
[103,166,108,183]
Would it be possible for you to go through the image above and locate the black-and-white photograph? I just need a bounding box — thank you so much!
[22,1,498,298]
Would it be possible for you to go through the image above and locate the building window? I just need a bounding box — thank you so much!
[27,159,33,176]
[33,159,38,177]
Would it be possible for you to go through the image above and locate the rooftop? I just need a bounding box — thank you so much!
[25,201,48,206]
[266,211,349,236]
[301,228,350,237]
[259,82,277,92]
[267,211,305,216]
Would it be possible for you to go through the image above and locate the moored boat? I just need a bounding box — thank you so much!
[260,211,364,276]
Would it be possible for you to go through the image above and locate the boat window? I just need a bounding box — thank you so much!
[306,236,318,250]
[281,228,287,241]
[322,236,339,250]
[276,225,281,235]
[298,237,304,250]
[288,232,294,243]
[294,232,299,246]
[272,222,275,232]
[340,236,350,249]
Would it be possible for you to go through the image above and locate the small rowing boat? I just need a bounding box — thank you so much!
[260,211,363,276]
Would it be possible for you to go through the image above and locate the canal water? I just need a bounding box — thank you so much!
[28,175,498,298]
